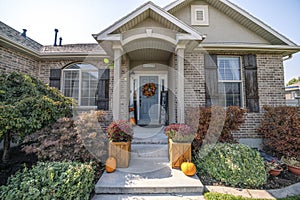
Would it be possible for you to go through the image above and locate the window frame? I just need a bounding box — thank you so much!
[217,56,244,107]
[62,63,98,108]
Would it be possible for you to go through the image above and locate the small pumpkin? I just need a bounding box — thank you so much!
[181,161,196,176]
[106,157,117,173]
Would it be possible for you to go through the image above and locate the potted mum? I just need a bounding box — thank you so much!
[281,157,300,176]
[164,124,195,168]
[106,120,133,168]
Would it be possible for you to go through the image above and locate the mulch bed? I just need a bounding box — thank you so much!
[198,164,300,190]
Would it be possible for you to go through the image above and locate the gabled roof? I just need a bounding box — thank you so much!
[165,0,297,46]
[93,1,203,41]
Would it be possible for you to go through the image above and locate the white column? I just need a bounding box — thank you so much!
[176,46,185,123]
[113,46,122,120]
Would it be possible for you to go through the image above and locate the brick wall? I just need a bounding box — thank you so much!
[181,52,286,139]
[184,52,206,108]
[0,45,39,76]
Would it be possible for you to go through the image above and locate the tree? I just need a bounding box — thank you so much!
[287,76,300,86]
[0,72,73,162]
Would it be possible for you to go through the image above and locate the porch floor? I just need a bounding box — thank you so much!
[93,126,204,200]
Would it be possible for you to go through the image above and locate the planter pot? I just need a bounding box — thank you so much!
[287,165,300,176]
[168,139,191,169]
[108,141,131,168]
[269,167,283,176]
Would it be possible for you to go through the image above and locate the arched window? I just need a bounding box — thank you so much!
[62,63,98,107]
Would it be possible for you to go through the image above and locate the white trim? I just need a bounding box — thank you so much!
[93,2,203,41]
[122,32,177,46]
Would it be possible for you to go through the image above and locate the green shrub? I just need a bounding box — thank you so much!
[258,106,300,159]
[0,72,72,161]
[186,106,246,151]
[195,143,267,188]
[0,162,94,200]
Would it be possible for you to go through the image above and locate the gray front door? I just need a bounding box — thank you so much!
[139,76,159,125]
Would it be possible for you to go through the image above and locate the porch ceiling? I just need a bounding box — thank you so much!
[124,38,174,62]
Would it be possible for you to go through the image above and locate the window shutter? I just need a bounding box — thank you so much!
[96,69,110,110]
[49,69,61,90]
[243,55,259,112]
[205,54,218,106]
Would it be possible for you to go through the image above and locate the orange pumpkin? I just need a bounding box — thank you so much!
[106,157,117,173]
[181,161,196,176]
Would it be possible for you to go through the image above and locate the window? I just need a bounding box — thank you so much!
[62,63,98,107]
[217,57,242,107]
[191,5,209,25]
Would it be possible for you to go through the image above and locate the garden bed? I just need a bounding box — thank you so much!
[1,145,299,190]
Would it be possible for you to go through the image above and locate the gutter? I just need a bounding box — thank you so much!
[283,54,292,61]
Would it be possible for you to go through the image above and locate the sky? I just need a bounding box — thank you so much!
[0,0,299,83]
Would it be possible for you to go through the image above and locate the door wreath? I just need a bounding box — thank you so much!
[142,82,156,97]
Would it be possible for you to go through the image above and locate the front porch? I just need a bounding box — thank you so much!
[93,2,204,125]
[93,126,203,199]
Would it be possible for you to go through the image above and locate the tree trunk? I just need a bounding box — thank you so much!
[2,132,11,163]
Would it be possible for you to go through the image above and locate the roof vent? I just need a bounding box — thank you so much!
[21,29,27,38]
[59,37,62,46]
[54,29,58,46]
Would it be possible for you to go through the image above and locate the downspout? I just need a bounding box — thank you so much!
[283,54,292,61]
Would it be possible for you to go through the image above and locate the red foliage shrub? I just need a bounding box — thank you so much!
[258,106,300,159]
[186,106,246,150]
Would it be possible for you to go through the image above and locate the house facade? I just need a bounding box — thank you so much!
[1,0,299,145]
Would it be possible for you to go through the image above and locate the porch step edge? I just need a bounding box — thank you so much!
[92,193,205,200]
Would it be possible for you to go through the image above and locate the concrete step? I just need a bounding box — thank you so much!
[92,193,205,200]
[131,144,168,158]
[95,168,203,194]
[132,126,167,144]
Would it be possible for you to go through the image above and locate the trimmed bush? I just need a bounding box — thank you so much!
[0,162,94,200]
[195,143,267,188]
[258,106,300,159]
[186,106,246,150]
